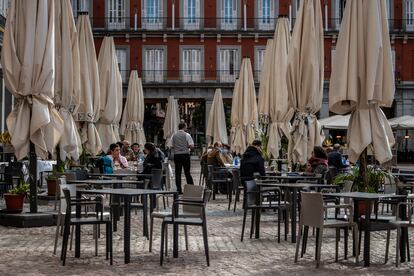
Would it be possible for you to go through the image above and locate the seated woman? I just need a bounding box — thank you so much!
[306,146,328,175]
[222,144,234,164]
[207,142,225,168]
[107,143,129,170]
[141,142,164,175]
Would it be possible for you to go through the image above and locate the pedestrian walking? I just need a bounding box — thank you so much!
[171,122,194,194]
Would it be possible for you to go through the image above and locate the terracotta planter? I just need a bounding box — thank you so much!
[47,179,57,196]
[357,200,373,217]
[4,193,25,212]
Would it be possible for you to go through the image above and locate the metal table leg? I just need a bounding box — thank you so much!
[124,195,131,264]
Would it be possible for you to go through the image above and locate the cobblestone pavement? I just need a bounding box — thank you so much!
[1,162,414,275]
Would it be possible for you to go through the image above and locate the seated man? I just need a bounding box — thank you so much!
[328,144,348,170]
[128,143,144,161]
[240,140,265,180]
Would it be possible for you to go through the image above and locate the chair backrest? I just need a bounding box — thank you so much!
[150,168,163,190]
[383,176,397,194]
[64,171,77,181]
[244,180,258,207]
[232,169,241,192]
[299,192,324,228]
[58,177,77,212]
[74,169,89,180]
[62,188,73,225]
[182,184,204,214]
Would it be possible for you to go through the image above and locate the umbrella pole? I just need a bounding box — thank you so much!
[360,148,369,192]
[29,141,38,213]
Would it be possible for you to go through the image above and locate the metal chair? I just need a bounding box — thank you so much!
[295,192,359,268]
[391,201,414,267]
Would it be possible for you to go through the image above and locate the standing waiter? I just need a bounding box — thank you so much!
[171,122,194,194]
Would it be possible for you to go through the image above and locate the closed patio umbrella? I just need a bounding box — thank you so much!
[389,115,414,130]
[230,58,258,154]
[319,114,350,130]
[54,0,82,161]
[97,36,122,152]
[164,96,180,148]
[2,0,64,212]
[76,14,102,155]
[258,18,294,158]
[2,0,64,160]
[329,0,395,164]
[286,0,324,165]
[113,70,123,142]
[120,70,146,146]
[206,89,228,145]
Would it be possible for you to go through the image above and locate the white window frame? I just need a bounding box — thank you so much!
[181,0,201,30]
[219,0,238,30]
[143,47,166,83]
[181,47,203,82]
[0,0,9,18]
[115,47,129,83]
[217,46,240,82]
[142,0,164,30]
[106,0,128,30]
[332,0,347,31]
[71,0,92,17]
[255,46,266,81]
[406,0,414,31]
[391,48,396,75]
[331,48,336,70]
[387,0,393,30]
[257,0,276,30]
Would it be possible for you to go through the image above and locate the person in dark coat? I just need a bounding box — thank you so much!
[141,142,164,175]
[328,144,347,170]
[240,140,266,180]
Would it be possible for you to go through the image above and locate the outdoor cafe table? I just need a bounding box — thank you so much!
[260,174,323,183]
[256,182,340,242]
[324,192,407,267]
[75,188,177,264]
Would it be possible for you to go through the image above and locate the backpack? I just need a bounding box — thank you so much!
[97,156,113,174]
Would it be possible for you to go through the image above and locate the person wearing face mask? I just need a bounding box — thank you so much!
[207,142,225,168]
[221,144,233,164]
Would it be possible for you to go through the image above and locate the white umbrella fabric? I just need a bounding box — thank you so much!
[2,0,63,160]
[76,14,102,155]
[258,18,293,158]
[230,79,245,154]
[389,115,414,130]
[120,70,146,145]
[206,89,228,145]
[54,0,82,161]
[319,115,351,130]
[163,96,180,148]
[97,36,122,152]
[286,0,324,165]
[329,0,395,164]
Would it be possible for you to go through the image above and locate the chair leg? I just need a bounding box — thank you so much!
[202,222,210,266]
[396,227,401,267]
[301,226,309,257]
[354,225,359,264]
[184,225,189,251]
[315,228,319,261]
[149,216,154,252]
[249,209,255,239]
[335,228,340,262]
[316,228,323,268]
[94,225,98,256]
[165,224,168,257]
[344,227,348,260]
[277,208,281,243]
[160,222,165,266]
[69,225,74,251]
[227,181,232,211]
[241,208,247,241]
[61,223,71,266]
[284,209,289,241]
[108,223,113,265]
[385,229,390,263]
[295,224,302,263]
[53,213,62,255]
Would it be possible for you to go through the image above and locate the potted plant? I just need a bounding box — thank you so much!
[46,162,66,196]
[333,165,394,214]
[4,181,30,212]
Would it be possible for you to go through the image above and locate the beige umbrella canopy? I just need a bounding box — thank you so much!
[97,36,122,152]
[76,14,102,155]
[389,115,414,130]
[113,69,123,142]
[54,0,82,161]
[287,0,324,165]
[230,58,258,154]
[120,70,146,146]
[206,89,228,145]
[329,0,395,164]
[163,96,180,148]
[258,18,294,158]
[2,0,64,160]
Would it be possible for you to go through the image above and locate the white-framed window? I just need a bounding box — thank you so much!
[220,0,238,30]
[107,0,127,30]
[183,0,201,30]
[71,0,91,17]
[332,0,346,30]
[386,0,393,30]
[392,48,396,75]
[0,0,10,18]
[181,48,202,82]
[255,47,266,81]
[115,48,128,83]
[218,47,240,82]
[144,48,165,82]
[406,0,414,31]
[258,0,275,30]
[142,0,163,30]
[331,48,336,70]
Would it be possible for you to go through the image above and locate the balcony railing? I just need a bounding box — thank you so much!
[88,16,414,33]
[119,70,262,85]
